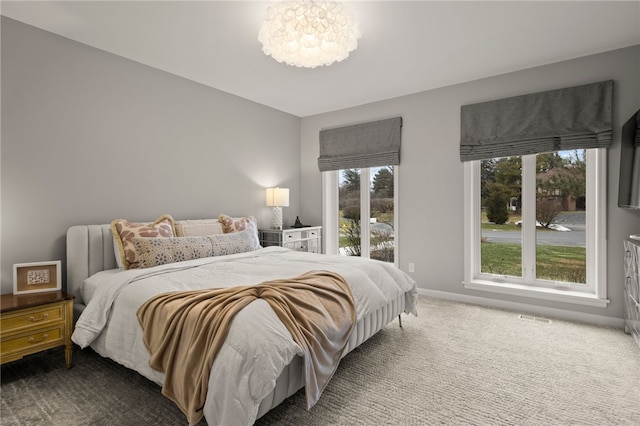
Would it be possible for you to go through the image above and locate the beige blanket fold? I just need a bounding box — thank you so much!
[137,270,356,426]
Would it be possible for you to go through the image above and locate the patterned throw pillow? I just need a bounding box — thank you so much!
[111,214,175,269]
[218,214,257,233]
[132,236,214,269]
[210,229,261,257]
[218,214,260,248]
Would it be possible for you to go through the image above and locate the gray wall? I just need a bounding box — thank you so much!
[1,17,300,292]
[3,16,639,323]
[300,45,640,322]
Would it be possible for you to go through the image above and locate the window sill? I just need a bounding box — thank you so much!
[463,279,610,308]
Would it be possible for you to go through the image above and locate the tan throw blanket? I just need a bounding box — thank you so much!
[137,270,356,425]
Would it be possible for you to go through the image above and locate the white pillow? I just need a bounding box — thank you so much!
[174,219,224,237]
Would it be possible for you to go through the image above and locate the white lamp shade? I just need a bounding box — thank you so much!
[266,187,289,207]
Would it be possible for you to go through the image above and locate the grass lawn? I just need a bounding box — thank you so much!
[482,222,521,231]
[480,210,586,283]
[481,242,586,283]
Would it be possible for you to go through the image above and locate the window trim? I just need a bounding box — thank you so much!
[463,149,609,308]
[322,171,340,256]
[322,167,399,268]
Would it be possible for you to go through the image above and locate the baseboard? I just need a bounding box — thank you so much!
[417,288,625,329]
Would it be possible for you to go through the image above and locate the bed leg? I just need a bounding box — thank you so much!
[398,315,402,328]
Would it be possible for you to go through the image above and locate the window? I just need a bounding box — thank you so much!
[323,166,398,265]
[317,117,401,264]
[459,81,612,307]
[463,149,608,307]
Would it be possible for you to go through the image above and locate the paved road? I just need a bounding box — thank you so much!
[483,212,586,247]
[553,211,586,231]
[482,229,585,246]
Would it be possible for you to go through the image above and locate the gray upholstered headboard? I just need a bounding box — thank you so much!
[66,224,117,314]
[66,217,242,315]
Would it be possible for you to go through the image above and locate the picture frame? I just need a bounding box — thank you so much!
[13,261,62,295]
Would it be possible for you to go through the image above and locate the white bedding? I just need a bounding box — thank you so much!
[72,247,417,425]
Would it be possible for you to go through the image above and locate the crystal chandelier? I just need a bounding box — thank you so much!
[258,1,361,68]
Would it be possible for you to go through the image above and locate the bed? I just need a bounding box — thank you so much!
[67,217,417,425]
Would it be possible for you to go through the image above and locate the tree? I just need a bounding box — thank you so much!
[372,167,394,198]
[536,149,586,212]
[339,169,361,212]
[536,152,566,173]
[482,157,522,213]
[494,157,522,189]
[481,158,496,200]
[485,182,510,224]
[341,169,360,195]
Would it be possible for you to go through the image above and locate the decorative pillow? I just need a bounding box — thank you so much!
[132,236,214,269]
[174,219,224,237]
[218,214,258,233]
[210,229,261,257]
[111,214,175,269]
[218,214,260,249]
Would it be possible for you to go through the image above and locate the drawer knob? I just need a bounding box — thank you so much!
[29,334,49,344]
[29,313,49,322]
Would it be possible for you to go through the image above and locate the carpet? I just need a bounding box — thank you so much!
[2,296,639,425]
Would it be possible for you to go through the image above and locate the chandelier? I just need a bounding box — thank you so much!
[258,1,361,68]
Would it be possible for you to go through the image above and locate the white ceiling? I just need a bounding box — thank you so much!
[2,1,639,117]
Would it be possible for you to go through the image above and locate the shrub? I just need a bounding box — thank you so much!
[371,198,394,215]
[486,184,510,224]
[341,219,361,257]
[536,197,562,228]
[342,205,360,221]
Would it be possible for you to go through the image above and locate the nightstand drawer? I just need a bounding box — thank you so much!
[1,325,64,356]
[284,231,303,242]
[1,304,63,333]
[284,241,308,251]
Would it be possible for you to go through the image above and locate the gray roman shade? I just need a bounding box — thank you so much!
[460,80,613,161]
[318,117,402,172]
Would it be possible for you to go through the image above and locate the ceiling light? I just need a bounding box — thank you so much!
[258,1,361,69]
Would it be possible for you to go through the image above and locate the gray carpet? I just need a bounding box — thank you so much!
[2,296,639,425]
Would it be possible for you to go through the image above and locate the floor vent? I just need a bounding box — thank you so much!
[519,314,552,324]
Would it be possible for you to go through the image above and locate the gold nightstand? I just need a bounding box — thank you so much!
[1,291,74,368]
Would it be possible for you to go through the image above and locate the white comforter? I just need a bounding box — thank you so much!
[72,247,417,425]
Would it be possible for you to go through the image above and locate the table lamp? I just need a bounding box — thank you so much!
[265,187,289,230]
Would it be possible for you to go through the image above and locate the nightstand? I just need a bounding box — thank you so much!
[260,226,322,254]
[1,291,74,368]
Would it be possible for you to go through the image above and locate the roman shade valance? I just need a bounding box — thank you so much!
[318,117,402,172]
[460,80,613,161]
